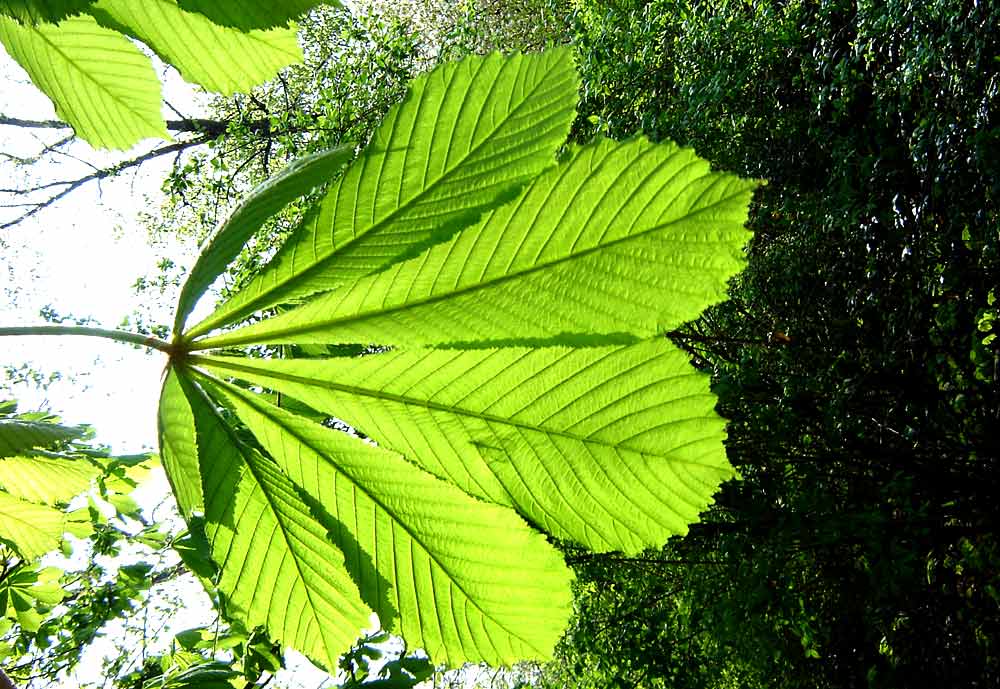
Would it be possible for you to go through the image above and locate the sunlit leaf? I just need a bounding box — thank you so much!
[184,48,580,339]
[176,0,332,30]
[191,137,754,350]
[158,368,204,515]
[0,419,83,457]
[88,0,301,95]
[201,373,574,665]
[0,491,65,560]
[174,145,354,334]
[195,339,732,554]
[0,456,98,505]
[163,368,370,669]
[0,13,166,148]
[0,0,93,24]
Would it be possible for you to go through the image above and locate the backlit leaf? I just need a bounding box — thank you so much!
[195,339,732,554]
[164,368,370,669]
[88,0,302,95]
[0,456,98,505]
[0,419,83,457]
[191,137,754,350]
[0,13,166,148]
[157,368,204,515]
[176,0,331,30]
[174,145,354,334]
[0,491,65,560]
[184,49,579,339]
[201,373,574,665]
[0,0,93,24]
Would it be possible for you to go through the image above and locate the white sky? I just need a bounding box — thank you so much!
[0,52,204,454]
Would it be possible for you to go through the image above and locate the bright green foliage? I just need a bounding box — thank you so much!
[0,13,166,148]
[0,0,92,24]
[0,419,83,457]
[157,369,204,514]
[0,566,64,633]
[150,48,754,672]
[176,0,334,30]
[88,0,301,96]
[165,368,373,671]
[184,48,581,339]
[195,340,733,555]
[191,136,753,350]
[173,145,354,334]
[0,456,98,505]
[206,375,574,665]
[0,0,309,149]
[0,492,65,560]
[0,405,97,561]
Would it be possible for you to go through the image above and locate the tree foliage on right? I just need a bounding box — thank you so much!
[546,1,999,688]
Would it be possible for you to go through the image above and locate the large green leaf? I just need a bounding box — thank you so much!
[0,0,93,24]
[0,491,65,560]
[0,13,166,148]
[174,145,354,335]
[0,419,83,457]
[157,368,203,515]
[190,137,755,351]
[194,339,732,554]
[0,456,98,505]
[176,0,332,30]
[163,368,371,669]
[199,373,573,665]
[88,0,302,96]
[183,49,580,339]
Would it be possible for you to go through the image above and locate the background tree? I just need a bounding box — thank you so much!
[540,1,1000,687]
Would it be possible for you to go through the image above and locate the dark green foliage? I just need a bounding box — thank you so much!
[552,1,1000,687]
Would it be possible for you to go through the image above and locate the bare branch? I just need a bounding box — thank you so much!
[0,136,211,230]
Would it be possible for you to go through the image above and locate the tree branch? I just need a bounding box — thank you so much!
[0,137,212,230]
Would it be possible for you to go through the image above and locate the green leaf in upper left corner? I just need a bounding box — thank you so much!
[0,13,167,149]
[87,0,302,96]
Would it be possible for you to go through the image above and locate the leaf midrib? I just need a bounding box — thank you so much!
[185,53,572,338]
[190,356,725,471]
[190,182,749,352]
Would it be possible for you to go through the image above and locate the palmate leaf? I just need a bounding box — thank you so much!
[183,49,580,339]
[154,48,757,675]
[0,491,65,560]
[0,13,166,148]
[0,418,84,457]
[189,137,755,351]
[194,339,731,555]
[162,368,371,670]
[198,372,573,665]
[88,0,301,96]
[0,456,99,505]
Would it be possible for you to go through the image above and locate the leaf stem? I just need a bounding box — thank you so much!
[0,325,173,354]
